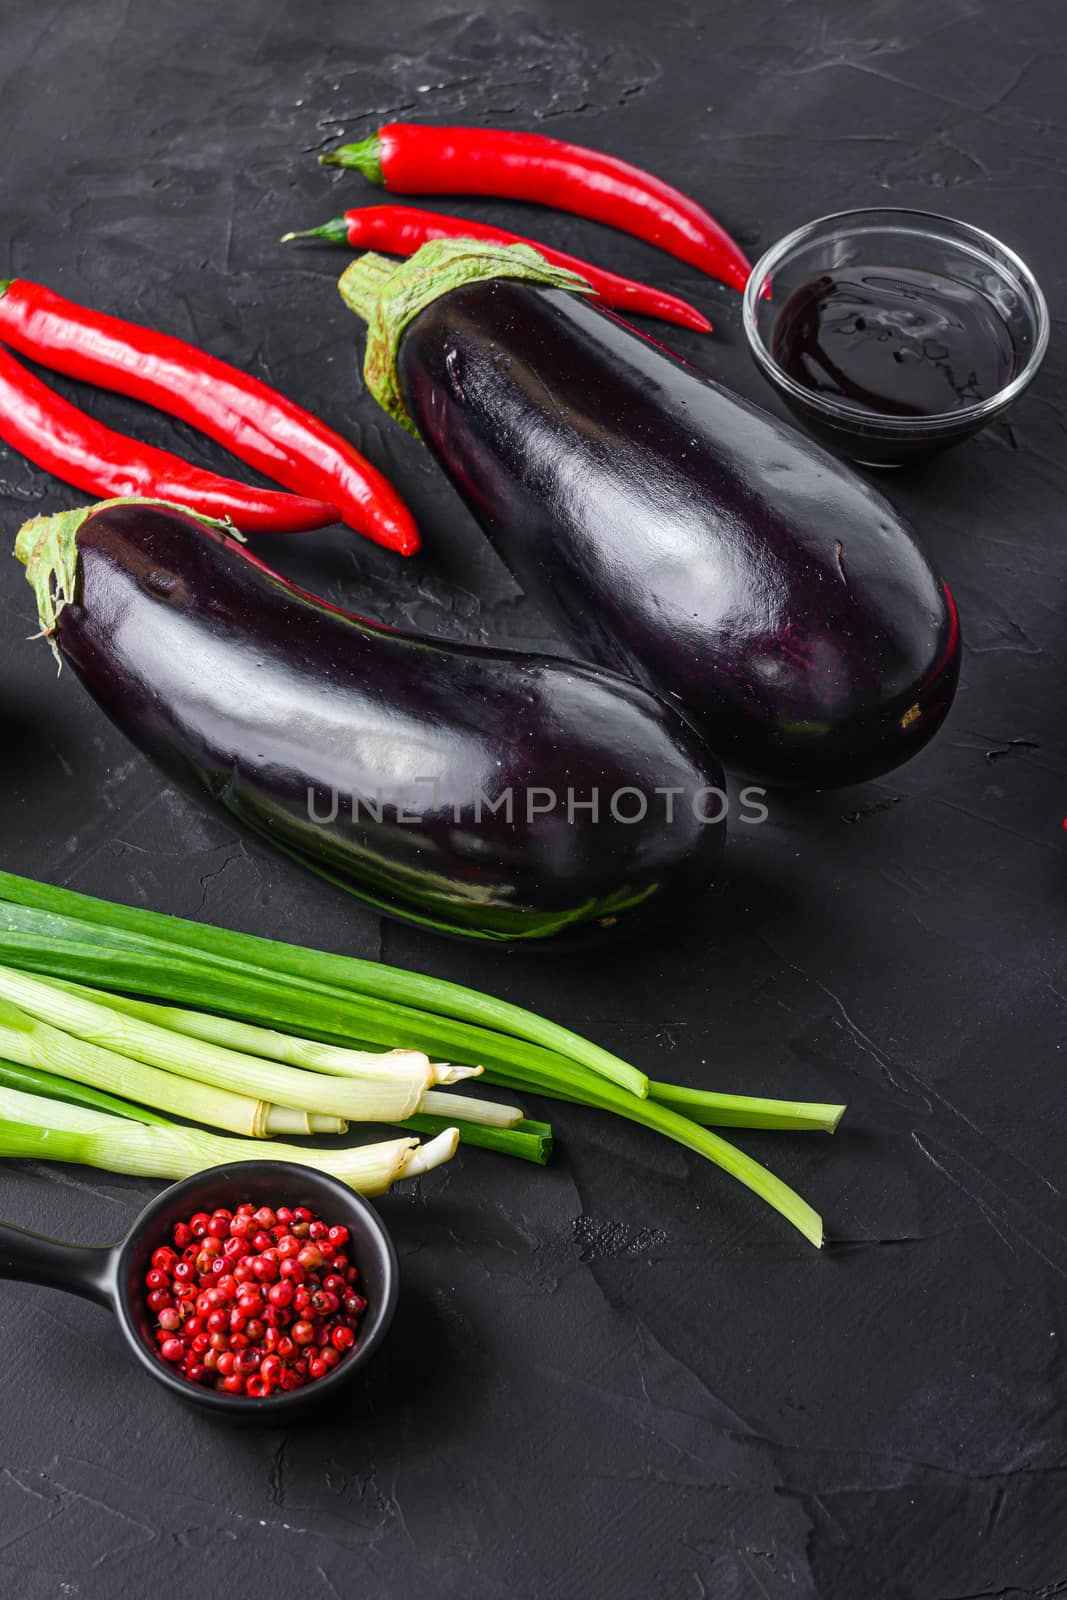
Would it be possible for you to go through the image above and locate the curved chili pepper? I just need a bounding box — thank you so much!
[283,205,713,335]
[0,344,338,532]
[0,279,419,555]
[321,124,751,294]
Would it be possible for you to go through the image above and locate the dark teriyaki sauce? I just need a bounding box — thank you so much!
[771,266,1016,418]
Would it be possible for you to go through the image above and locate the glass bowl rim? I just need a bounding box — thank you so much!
[742,206,1050,432]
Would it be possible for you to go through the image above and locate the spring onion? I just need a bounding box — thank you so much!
[402,1113,552,1165]
[0,911,602,1101]
[0,1056,168,1124]
[0,1086,458,1194]
[1,912,839,1134]
[416,1090,523,1129]
[0,873,846,1245]
[647,1082,844,1133]
[0,963,436,1124]
[0,897,844,1136]
[45,975,477,1088]
[462,1057,824,1246]
[0,918,826,1240]
[0,993,338,1138]
[0,870,647,1095]
[0,1084,129,1133]
[0,965,525,1141]
[0,1056,544,1171]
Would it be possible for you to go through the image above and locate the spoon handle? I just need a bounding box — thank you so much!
[0,1220,114,1306]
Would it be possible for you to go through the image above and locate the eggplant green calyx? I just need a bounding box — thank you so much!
[319,134,385,182]
[338,238,595,435]
[14,497,233,666]
[281,217,350,246]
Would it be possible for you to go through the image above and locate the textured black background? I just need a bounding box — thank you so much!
[1,1,1064,1596]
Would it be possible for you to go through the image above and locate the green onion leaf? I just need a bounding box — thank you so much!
[402,1113,553,1165]
[0,871,647,1095]
[648,1081,845,1132]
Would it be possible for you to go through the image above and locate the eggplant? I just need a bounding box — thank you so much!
[340,245,960,787]
[15,499,727,943]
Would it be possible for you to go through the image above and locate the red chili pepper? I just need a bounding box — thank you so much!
[321,123,751,294]
[0,344,337,532]
[283,205,713,335]
[0,279,419,555]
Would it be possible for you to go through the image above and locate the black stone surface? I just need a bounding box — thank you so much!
[1,1,1064,1595]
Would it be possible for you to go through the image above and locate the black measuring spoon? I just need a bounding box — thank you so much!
[0,1160,398,1417]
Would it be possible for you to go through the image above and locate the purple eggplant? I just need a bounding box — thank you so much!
[340,245,961,787]
[15,499,726,943]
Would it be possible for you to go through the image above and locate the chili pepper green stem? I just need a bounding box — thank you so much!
[281,219,350,246]
[319,135,384,181]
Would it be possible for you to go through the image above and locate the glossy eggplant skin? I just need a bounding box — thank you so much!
[53,503,726,942]
[396,282,961,787]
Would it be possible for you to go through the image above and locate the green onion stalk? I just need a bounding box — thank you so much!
[45,975,478,1088]
[0,992,346,1138]
[0,1083,458,1195]
[0,1059,549,1169]
[0,963,524,1131]
[0,908,842,1134]
[0,873,845,1245]
[0,872,648,1093]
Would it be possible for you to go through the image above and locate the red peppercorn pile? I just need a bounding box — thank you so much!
[145,1203,366,1396]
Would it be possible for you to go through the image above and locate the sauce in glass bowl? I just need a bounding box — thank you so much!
[743,210,1048,466]
[771,265,1016,420]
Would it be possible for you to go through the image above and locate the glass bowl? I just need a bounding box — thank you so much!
[743,208,1049,466]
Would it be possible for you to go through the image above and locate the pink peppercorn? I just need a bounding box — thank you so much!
[145,1201,366,1397]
